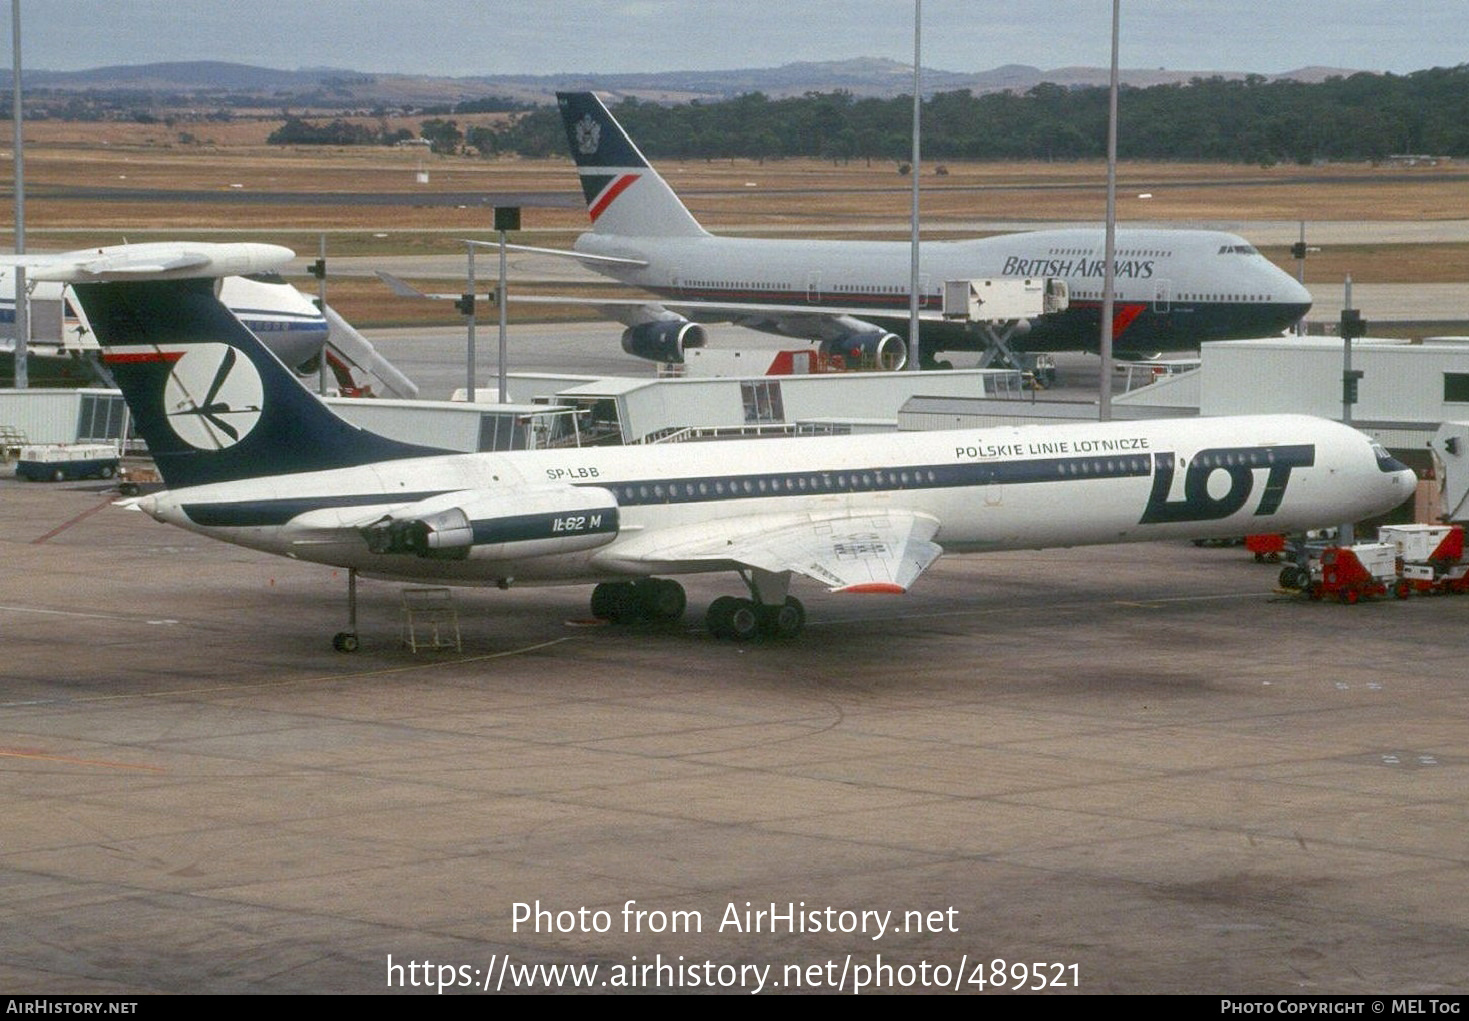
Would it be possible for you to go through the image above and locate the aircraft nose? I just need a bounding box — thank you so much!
[1282,274,1312,307]
[1372,444,1418,506]
[1256,260,1311,333]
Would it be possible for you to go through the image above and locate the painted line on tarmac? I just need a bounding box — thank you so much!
[30,497,117,545]
[0,604,138,622]
[15,636,583,706]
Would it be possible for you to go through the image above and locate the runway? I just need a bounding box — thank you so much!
[2,452,1467,993]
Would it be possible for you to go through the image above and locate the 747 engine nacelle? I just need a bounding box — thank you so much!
[620,319,708,364]
[363,486,619,561]
[815,318,907,371]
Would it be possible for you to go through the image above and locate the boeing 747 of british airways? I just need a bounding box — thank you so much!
[525,92,1312,369]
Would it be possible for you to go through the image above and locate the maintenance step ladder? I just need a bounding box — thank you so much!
[0,425,27,463]
[400,586,462,652]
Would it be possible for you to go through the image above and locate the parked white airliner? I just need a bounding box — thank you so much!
[0,243,414,396]
[540,91,1312,368]
[58,244,1408,649]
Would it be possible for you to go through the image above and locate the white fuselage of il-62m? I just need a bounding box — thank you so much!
[55,242,1409,648]
[136,414,1407,590]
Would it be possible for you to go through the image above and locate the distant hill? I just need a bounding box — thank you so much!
[21,58,1367,109]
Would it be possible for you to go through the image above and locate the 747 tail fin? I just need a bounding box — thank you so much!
[556,91,708,238]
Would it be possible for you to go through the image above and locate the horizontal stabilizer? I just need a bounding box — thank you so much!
[3,242,295,283]
[322,304,419,399]
[375,271,493,303]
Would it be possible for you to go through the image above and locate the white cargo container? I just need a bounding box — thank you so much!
[1377,523,1461,563]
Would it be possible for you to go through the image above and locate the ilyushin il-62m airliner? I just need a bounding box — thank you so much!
[537,91,1312,368]
[52,244,1407,650]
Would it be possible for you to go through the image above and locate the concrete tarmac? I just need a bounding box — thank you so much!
[2,469,1467,994]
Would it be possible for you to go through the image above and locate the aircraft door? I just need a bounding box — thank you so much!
[1153,279,1172,313]
[805,271,822,304]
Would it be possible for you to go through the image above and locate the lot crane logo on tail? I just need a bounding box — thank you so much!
[163,342,264,449]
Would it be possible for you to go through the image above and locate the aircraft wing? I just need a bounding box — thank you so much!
[606,509,943,593]
[375,275,950,325]
[461,239,650,268]
[506,294,955,324]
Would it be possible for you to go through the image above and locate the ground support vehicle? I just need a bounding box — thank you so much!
[1279,542,1401,604]
[14,444,119,482]
[1379,524,1469,595]
[117,463,162,497]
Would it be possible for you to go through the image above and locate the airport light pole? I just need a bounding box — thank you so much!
[11,0,26,389]
[494,206,520,403]
[1339,275,1366,546]
[308,235,328,394]
[1098,0,1120,421]
[907,0,921,371]
[462,242,476,401]
[1292,221,1313,336]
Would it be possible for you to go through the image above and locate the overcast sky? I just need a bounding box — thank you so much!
[7,1,1461,78]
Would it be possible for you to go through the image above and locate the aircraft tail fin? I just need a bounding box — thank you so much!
[556,91,708,238]
[69,260,444,490]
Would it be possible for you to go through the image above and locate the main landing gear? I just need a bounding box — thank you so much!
[590,570,805,641]
[589,578,688,624]
[705,594,805,641]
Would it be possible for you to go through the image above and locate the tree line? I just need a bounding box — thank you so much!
[268,65,1469,164]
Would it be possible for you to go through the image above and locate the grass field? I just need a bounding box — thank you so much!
[2,118,1466,327]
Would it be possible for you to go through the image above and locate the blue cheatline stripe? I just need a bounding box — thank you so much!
[177,442,1320,531]
[183,492,445,527]
[179,452,1162,528]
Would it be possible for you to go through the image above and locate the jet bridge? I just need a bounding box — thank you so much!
[942,277,1068,380]
[1430,422,1469,523]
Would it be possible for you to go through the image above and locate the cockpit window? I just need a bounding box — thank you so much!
[1217,244,1259,256]
[1373,443,1411,474]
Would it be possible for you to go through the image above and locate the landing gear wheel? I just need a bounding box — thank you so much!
[636,578,687,622]
[590,581,640,623]
[706,596,739,639]
[1279,565,1309,591]
[758,597,806,639]
[725,600,760,642]
[590,581,618,620]
[707,596,759,641]
[332,631,359,653]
